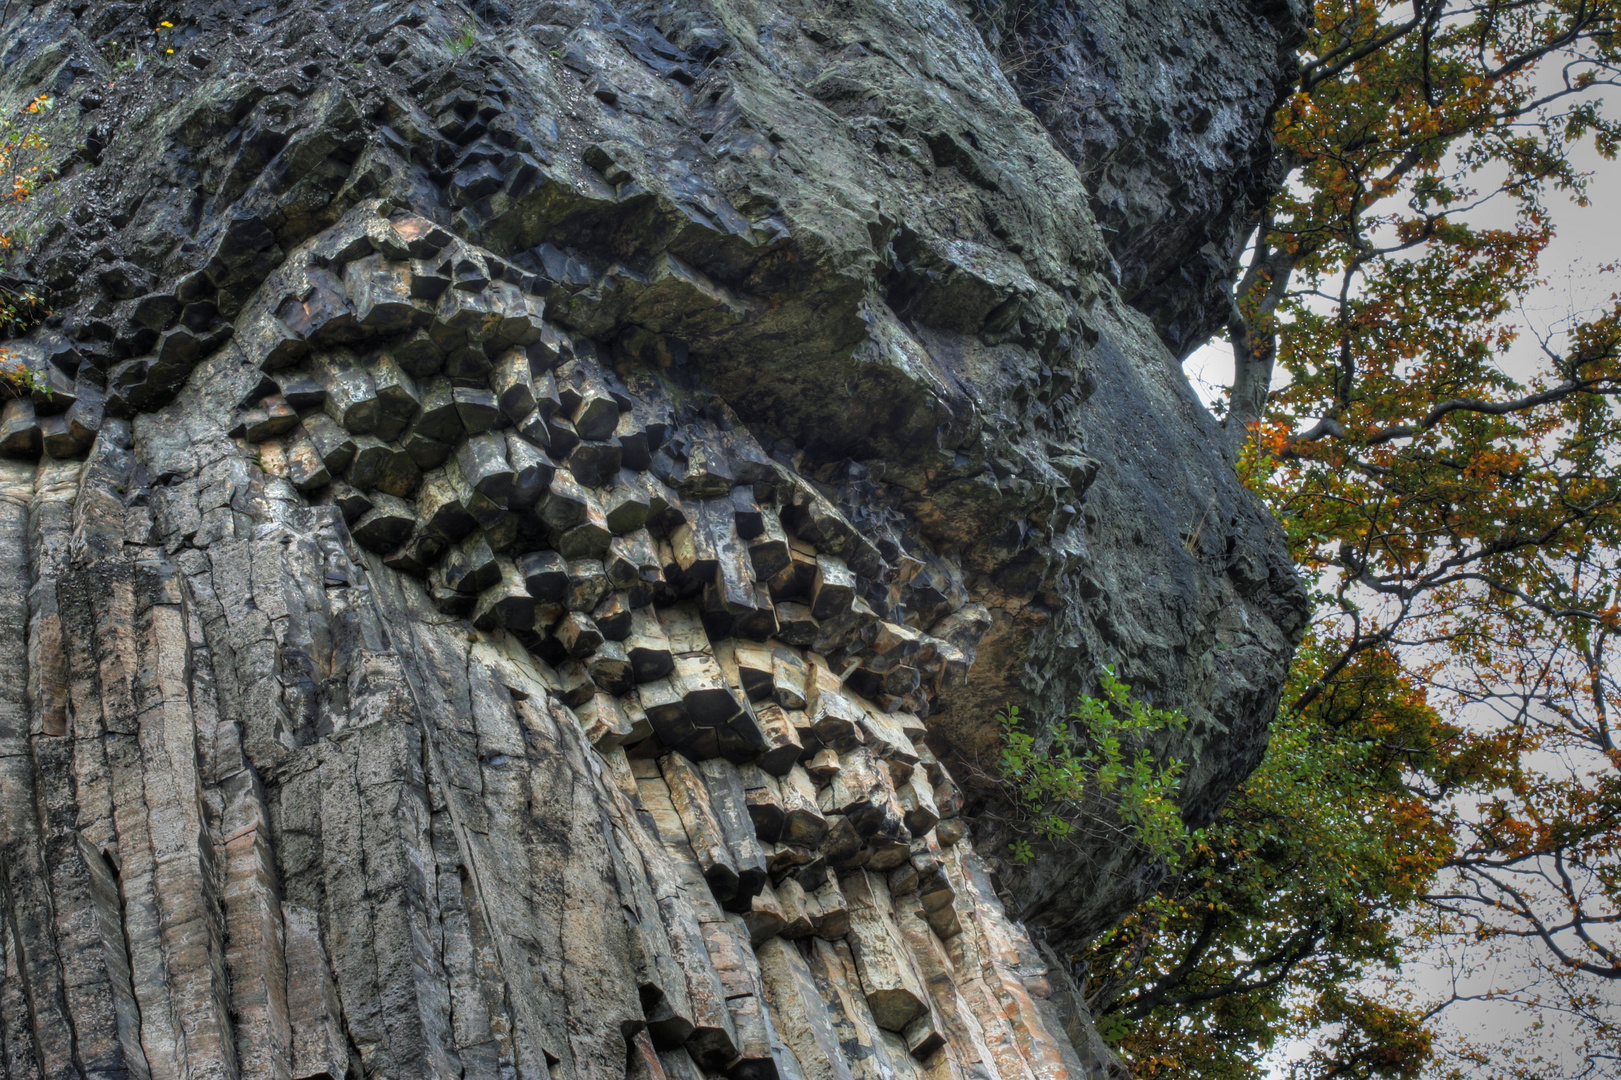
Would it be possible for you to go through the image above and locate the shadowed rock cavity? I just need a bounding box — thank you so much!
[0,0,1306,1076]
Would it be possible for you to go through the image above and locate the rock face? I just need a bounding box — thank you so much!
[972,0,1309,356]
[0,1,1306,1079]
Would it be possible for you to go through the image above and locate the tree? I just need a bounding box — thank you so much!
[1015,1,1621,1076]
[1075,644,1458,1079]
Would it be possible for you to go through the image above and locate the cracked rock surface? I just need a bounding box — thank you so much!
[0,0,1305,1077]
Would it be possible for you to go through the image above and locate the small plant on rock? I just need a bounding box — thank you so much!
[998,667,1193,865]
[0,353,49,401]
[447,23,477,56]
[0,93,53,390]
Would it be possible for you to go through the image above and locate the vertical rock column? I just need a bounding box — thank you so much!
[0,198,1109,1080]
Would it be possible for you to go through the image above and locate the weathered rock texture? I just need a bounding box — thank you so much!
[0,0,1306,1078]
[971,0,1309,357]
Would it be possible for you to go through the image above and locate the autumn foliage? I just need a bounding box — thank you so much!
[1063,2,1621,1077]
[0,92,51,395]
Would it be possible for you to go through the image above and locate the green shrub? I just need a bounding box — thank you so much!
[998,667,1193,864]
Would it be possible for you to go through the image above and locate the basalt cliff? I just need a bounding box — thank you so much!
[0,1,1308,1078]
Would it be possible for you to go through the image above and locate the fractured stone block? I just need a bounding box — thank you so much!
[279,268,361,346]
[576,690,637,750]
[653,606,706,663]
[697,758,769,904]
[774,602,818,649]
[416,468,478,542]
[811,555,856,622]
[670,504,722,588]
[500,435,551,515]
[897,771,940,838]
[445,533,501,594]
[345,254,434,331]
[616,410,652,470]
[607,530,664,607]
[749,507,792,581]
[556,611,605,659]
[754,937,849,1080]
[810,876,850,940]
[740,765,786,843]
[513,406,553,451]
[674,653,744,728]
[564,558,611,612]
[347,436,421,497]
[311,350,379,434]
[661,752,741,903]
[587,640,636,696]
[519,549,568,601]
[593,591,634,641]
[626,607,676,683]
[806,671,864,753]
[557,491,612,559]
[472,558,537,631]
[639,678,696,748]
[605,471,653,534]
[731,642,776,701]
[330,481,373,524]
[545,414,581,458]
[840,869,930,1032]
[277,372,326,412]
[744,882,788,947]
[752,701,805,778]
[778,767,828,846]
[567,438,624,489]
[491,345,537,422]
[241,393,300,442]
[717,708,772,766]
[540,467,590,533]
[771,542,820,602]
[412,377,466,443]
[677,442,735,497]
[392,328,446,378]
[350,492,417,552]
[452,385,501,433]
[572,377,621,441]
[806,748,842,785]
[823,746,901,840]
[766,842,817,881]
[369,352,421,441]
[554,659,596,707]
[732,585,780,642]
[455,432,516,503]
[284,433,332,492]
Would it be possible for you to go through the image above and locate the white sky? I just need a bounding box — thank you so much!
[1178,107,1621,1080]
[1186,136,1618,414]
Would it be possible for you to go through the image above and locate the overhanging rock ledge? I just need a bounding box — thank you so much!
[0,1,1307,1078]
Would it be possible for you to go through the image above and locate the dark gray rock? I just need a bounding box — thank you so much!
[0,0,1307,1076]
[970,0,1309,357]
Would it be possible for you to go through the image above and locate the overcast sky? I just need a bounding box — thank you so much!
[1186,134,1618,414]
[1178,116,1621,1079]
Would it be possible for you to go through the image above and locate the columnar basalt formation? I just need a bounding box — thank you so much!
[0,0,1308,1077]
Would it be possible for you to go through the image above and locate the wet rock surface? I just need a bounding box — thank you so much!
[0,0,1305,1077]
